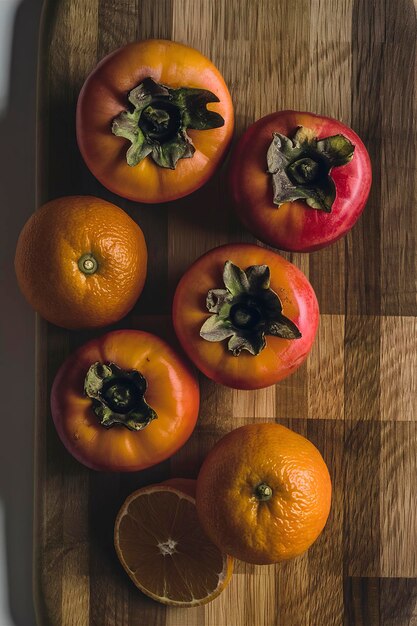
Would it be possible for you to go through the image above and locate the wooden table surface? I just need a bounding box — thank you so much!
[34,1,417,624]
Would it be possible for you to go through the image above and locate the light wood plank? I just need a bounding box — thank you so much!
[380,317,417,421]
[308,314,345,420]
[380,422,417,577]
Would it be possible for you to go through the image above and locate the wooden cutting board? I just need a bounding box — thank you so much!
[34,0,417,624]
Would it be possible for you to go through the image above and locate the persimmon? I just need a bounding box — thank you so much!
[77,40,234,203]
[229,111,371,251]
[173,243,319,390]
[51,330,199,471]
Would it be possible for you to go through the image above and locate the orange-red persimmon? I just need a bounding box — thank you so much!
[51,330,200,471]
[77,40,234,203]
[173,244,319,390]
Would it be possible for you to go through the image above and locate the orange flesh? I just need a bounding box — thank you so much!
[115,486,232,606]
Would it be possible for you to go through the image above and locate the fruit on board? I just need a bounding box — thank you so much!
[51,330,199,472]
[196,423,332,564]
[173,243,319,390]
[114,483,234,606]
[77,39,234,203]
[229,110,371,251]
[14,195,147,329]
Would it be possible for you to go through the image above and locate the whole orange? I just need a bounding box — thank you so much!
[196,423,332,564]
[15,196,147,329]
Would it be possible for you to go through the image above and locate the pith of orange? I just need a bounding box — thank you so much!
[14,195,147,329]
[196,423,332,564]
[114,483,233,606]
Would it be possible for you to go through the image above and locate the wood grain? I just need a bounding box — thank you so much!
[34,0,417,625]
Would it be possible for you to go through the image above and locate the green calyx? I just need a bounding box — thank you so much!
[200,260,301,357]
[84,362,157,431]
[112,77,225,170]
[267,125,355,212]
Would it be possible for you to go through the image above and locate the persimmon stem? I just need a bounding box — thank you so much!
[267,126,355,212]
[84,362,157,431]
[112,77,225,169]
[200,260,302,356]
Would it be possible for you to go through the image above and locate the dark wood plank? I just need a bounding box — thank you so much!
[344,420,381,577]
[344,315,380,422]
[345,578,417,626]
[380,1,417,317]
[344,577,380,626]
[346,0,384,317]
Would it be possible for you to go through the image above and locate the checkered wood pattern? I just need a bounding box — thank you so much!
[35,0,417,624]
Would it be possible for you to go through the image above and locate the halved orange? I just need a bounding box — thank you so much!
[114,483,233,607]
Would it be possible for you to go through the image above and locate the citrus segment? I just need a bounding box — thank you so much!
[114,485,233,606]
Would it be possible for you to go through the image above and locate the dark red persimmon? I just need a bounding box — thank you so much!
[229,111,371,252]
